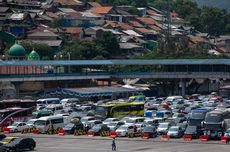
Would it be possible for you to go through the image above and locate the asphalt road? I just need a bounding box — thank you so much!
[8,134,230,152]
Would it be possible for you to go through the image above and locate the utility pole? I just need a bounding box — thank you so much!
[166,0,171,54]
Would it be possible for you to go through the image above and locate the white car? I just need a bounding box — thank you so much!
[26,119,38,128]
[7,122,27,132]
[103,118,120,125]
[116,125,134,137]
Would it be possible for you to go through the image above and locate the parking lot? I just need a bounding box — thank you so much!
[10,133,230,152]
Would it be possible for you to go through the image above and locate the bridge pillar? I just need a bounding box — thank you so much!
[180,79,186,96]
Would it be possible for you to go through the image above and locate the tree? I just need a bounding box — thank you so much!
[96,31,120,58]
[20,40,54,59]
[200,7,226,36]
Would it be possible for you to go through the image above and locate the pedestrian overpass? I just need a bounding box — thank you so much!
[0,59,230,82]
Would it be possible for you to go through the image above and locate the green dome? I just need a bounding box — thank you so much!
[8,43,26,57]
[28,50,40,60]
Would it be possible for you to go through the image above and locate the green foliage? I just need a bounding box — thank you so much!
[150,0,230,36]
[61,31,120,59]
[20,41,54,60]
[200,7,228,36]
[127,7,142,16]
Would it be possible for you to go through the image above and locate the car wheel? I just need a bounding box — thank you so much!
[15,148,21,152]
[30,145,35,150]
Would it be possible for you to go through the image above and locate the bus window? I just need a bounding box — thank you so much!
[130,105,144,111]
[112,106,130,113]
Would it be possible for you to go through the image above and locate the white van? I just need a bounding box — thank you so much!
[60,98,79,107]
[165,96,183,104]
[45,104,63,114]
[37,98,60,110]
[34,115,64,133]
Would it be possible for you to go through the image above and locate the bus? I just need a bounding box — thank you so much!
[202,110,230,138]
[0,107,34,128]
[188,108,210,127]
[0,99,36,109]
[95,102,144,120]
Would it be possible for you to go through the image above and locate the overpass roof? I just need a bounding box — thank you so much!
[1,59,230,66]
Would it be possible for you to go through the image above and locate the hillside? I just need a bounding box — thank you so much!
[192,0,230,11]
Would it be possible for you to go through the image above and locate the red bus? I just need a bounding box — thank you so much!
[0,107,34,128]
[0,99,37,109]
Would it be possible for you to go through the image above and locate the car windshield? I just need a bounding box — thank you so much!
[143,127,154,132]
[159,124,168,128]
[109,122,117,126]
[169,127,178,131]
[120,117,129,122]
[126,119,135,123]
[65,123,74,128]
[186,126,196,132]
[92,124,102,130]
[118,126,128,130]
[95,106,108,118]
[35,120,46,126]
[11,122,19,126]
[104,119,113,122]
[191,112,206,119]
[205,113,223,122]
[27,120,36,125]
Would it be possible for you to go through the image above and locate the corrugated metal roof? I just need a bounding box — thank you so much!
[0,59,230,66]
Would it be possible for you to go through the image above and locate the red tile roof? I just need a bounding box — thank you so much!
[65,27,83,34]
[91,6,113,15]
[188,35,208,43]
[65,12,82,18]
[134,28,155,34]
[128,20,143,28]
[147,10,157,15]
[136,17,156,25]
[149,25,161,32]
[88,2,102,8]
[105,21,133,30]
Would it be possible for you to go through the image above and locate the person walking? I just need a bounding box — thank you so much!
[112,137,116,151]
[225,131,230,144]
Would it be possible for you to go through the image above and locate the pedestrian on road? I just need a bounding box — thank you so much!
[112,137,116,151]
[225,132,230,144]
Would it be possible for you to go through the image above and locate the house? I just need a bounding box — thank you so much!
[84,27,122,40]
[135,17,157,27]
[90,6,113,16]
[0,7,13,14]
[134,28,158,40]
[64,27,83,41]
[7,0,41,10]
[103,21,134,30]
[215,35,230,54]
[187,35,209,49]
[6,13,34,38]
[86,2,102,10]
[26,30,62,51]
[53,0,85,11]
[119,42,144,58]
